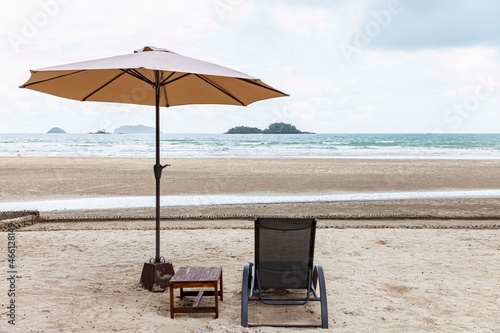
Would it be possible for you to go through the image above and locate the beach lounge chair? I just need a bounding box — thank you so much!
[241,217,328,328]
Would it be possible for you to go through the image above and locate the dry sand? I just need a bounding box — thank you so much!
[0,157,499,332]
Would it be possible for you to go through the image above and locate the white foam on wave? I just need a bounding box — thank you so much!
[1,190,500,213]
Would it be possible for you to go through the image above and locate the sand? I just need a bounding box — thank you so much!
[0,157,499,332]
[1,157,500,201]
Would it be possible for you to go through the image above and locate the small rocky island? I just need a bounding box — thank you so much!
[88,129,111,134]
[47,127,66,133]
[225,122,314,134]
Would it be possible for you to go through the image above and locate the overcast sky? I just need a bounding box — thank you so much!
[1,0,500,134]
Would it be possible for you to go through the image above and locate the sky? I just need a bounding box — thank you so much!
[1,0,500,134]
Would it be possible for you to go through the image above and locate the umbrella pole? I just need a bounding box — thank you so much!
[140,70,174,292]
[154,75,161,263]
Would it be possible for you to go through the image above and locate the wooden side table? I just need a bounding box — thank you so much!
[169,267,223,319]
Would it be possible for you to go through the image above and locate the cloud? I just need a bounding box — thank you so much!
[273,4,334,37]
[1,1,500,133]
[347,105,373,122]
[364,0,500,50]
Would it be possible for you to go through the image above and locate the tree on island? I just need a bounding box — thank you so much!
[225,122,313,134]
[88,129,111,134]
[263,122,302,134]
[224,126,262,134]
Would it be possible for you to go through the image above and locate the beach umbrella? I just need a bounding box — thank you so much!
[20,46,288,291]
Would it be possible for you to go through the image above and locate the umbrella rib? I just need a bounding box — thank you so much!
[161,84,169,107]
[160,72,178,86]
[194,74,245,106]
[160,72,177,107]
[20,70,87,88]
[82,71,128,101]
[237,78,289,96]
[162,73,190,86]
[155,72,179,107]
[124,69,154,86]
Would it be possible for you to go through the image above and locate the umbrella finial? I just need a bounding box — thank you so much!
[135,46,176,54]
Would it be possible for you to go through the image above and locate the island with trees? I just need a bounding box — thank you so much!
[88,129,111,134]
[225,122,314,134]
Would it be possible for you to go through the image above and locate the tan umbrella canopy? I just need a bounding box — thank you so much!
[20,46,287,107]
[20,46,288,290]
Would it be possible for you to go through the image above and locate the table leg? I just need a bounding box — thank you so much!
[220,270,223,301]
[214,281,219,319]
[169,283,175,319]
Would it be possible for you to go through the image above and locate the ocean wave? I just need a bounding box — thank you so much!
[321,141,343,145]
[2,189,500,212]
[1,133,500,159]
[238,142,265,146]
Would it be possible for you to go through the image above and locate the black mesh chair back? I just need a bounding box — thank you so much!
[255,218,316,290]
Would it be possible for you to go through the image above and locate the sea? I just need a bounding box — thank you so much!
[2,133,500,211]
[0,133,499,159]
